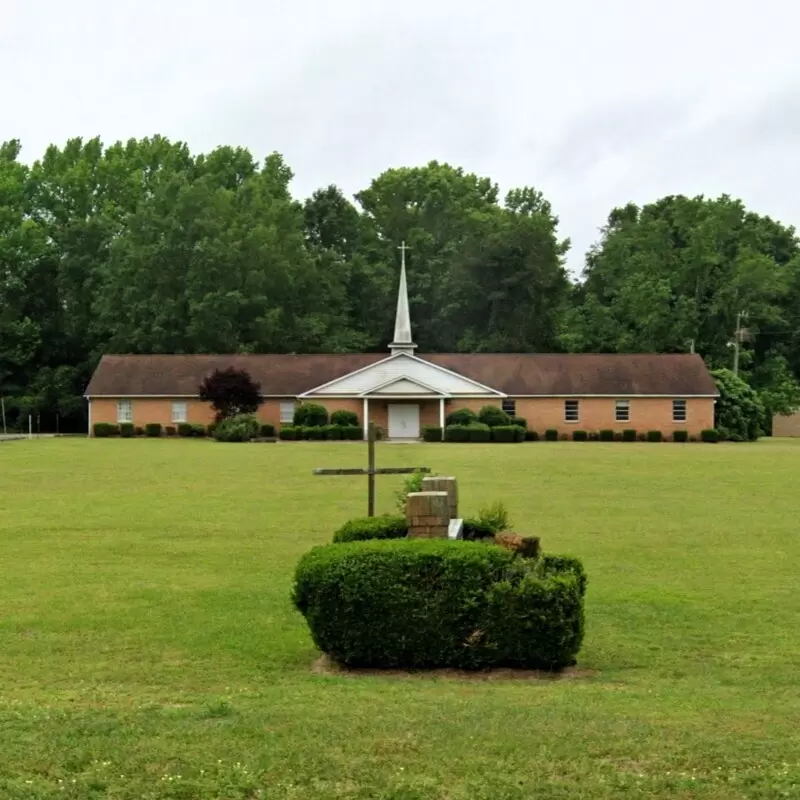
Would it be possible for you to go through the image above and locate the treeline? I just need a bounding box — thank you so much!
[1,136,799,432]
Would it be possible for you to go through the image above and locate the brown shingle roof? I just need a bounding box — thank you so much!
[85,353,718,397]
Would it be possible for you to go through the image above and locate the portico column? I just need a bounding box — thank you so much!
[439,397,445,441]
[363,397,369,441]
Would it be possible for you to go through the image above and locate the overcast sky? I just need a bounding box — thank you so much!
[2,0,798,271]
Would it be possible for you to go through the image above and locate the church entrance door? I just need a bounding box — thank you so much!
[388,404,420,440]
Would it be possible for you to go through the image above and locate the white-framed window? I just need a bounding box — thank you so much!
[502,398,516,416]
[117,400,132,423]
[280,401,296,424]
[172,401,188,423]
[564,399,579,423]
[673,399,687,423]
[615,400,630,422]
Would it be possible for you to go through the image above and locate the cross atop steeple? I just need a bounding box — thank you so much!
[389,241,417,356]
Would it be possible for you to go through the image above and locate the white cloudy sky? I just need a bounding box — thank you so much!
[2,0,798,270]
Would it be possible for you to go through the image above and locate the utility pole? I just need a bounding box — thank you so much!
[732,311,748,376]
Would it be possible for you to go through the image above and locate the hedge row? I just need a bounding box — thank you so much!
[422,425,723,443]
[424,424,527,443]
[293,538,586,670]
[280,425,363,441]
[332,515,497,544]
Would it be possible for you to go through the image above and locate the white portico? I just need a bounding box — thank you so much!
[298,242,504,439]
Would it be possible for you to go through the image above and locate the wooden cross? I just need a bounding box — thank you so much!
[313,422,430,516]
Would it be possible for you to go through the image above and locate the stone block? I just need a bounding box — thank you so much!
[421,476,458,519]
[406,491,451,539]
[494,532,541,559]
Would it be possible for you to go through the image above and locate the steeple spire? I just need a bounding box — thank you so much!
[390,241,417,355]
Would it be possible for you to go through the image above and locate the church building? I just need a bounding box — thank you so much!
[85,248,718,438]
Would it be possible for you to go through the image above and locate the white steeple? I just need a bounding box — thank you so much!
[389,241,417,355]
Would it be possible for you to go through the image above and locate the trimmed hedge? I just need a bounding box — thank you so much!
[214,414,260,442]
[423,425,443,442]
[324,424,343,440]
[647,430,663,443]
[294,403,328,427]
[331,410,358,427]
[572,430,588,442]
[144,423,162,437]
[93,422,119,438]
[544,429,558,441]
[622,429,637,442]
[177,422,193,437]
[461,518,496,541]
[673,430,689,443]
[525,430,539,441]
[492,425,519,443]
[332,515,408,543]
[446,408,477,426]
[599,429,614,442]
[468,423,492,443]
[119,423,135,438]
[341,425,364,441]
[509,416,527,429]
[445,424,470,442]
[280,426,298,440]
[260,423,276,437]
[701,428,720,443]
[478,405,511,428]
[293,539,586,670]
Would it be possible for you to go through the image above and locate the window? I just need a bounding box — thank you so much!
[502,398,516,416]
[172,401,187,423]
[673,399,687,423]
[564,399,579,423]
[117,400,132,423]
[280,401,296,424]
[615,400,630,422]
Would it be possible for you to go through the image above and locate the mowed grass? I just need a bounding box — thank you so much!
[1,439,799,799]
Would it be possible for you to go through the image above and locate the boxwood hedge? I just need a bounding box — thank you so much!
[332,515,408,543]
[292,539,586,670]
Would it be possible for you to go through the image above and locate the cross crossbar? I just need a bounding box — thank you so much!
[313,422,430,516]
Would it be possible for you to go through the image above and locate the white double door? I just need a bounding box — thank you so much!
[387,403,421,439]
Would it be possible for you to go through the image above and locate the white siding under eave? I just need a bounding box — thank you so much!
[308,354,498,396]
[372,378,438,395]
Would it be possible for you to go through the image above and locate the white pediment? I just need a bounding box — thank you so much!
[301,353,503,397]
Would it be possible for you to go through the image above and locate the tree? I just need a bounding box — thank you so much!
[711,368,766,441]
[198,368,263,421]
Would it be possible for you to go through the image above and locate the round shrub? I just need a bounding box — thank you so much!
[213,413,260,442]
[599,429,614,442]
[333,515,408,543]
[622,429,637,442]
[445,408,477,426]
[119,423,135,438]
[478,405,511,428]
[672,430,689,443]
[260,423,276,437]
[572,430,588,442]
[646,430,663,443]
[330,410,359,427]
[544,429,558,441]
[525,430,539,442]
[294,402,328,428]
[177,422,193,437]
[144,423,162,438]
[701,428,720,443]
[509,416,527,429]
[292,539,586,670]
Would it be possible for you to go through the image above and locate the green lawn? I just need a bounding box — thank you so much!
[1,438,799,799]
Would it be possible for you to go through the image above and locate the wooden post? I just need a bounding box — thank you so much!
[367,422,376,517]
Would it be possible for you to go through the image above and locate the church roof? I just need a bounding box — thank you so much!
[85,352,718,397]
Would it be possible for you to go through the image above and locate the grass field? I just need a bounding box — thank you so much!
[1,438,799,799]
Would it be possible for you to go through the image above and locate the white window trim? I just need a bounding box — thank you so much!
[280,401,296,424]
[502,399,517,415]
[615,400,630,423]
[117,400,132,423]
[672,399,688,423]
[564,400,580,423]
[172,401,188,423]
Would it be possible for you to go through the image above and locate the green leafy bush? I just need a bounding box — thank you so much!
[280,426,298,440]
[323,424,342,440]
[93,422,119,438]
[423,425,443,442]
[509,416,527,429]
[177,422,193,437]
[119,423,135,438]
[145,423,162,437]
[599,429,615,442]
[476,500,511,533]
[394,469,432,513]
[572,430,588,442]
[260,423,276,437]
[213,413,260,442]
[341,425,363,441]
[304,425,326,440]
[491,425,518,443]
[622,429,637,442]
[445,408,477,426]
[461,519,496,541]
[478,405,511,428]
[647,430,663,443]
[701,428,720,443]
[467,423,492,442]
[293,539,586,669]
[525,430,539,442]
[333,515,408,543]
[711,368,766,441]
[544,429,558,441]
[444,425,470,442]
[190,424,205,437]
[673,430,689,443]
[330,410,359,427]
[294,402,329,428]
